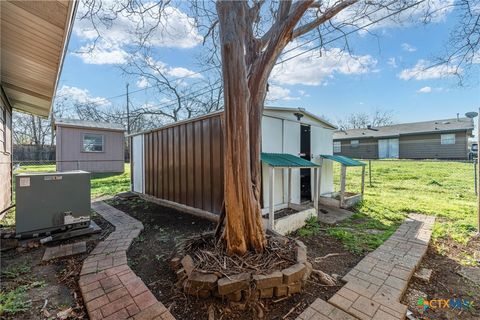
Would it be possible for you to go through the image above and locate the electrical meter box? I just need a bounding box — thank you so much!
[15,170,91,234]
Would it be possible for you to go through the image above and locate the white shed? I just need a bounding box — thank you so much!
[261,107,335,211]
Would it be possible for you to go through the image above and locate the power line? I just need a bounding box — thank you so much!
[54,65,218,103]
[275,0,427,65]
[280,0,400,57]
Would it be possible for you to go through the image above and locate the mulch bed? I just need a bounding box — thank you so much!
[111,197,364,319]
[0,213,113,320]
[402,235,480,320]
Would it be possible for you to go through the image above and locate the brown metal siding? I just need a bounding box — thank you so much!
[399,132,469,159]
[334,138,378,159]
[143,113,224,214]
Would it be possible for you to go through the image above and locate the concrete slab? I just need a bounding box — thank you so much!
[43,241,86,261]
[458,266,480,285]
[317,205,354,224]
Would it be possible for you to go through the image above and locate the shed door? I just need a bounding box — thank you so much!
[132,134,144,193]
[378,138,399,159]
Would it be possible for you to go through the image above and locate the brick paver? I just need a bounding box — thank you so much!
[297,213,435,320]
[79,201,175,320]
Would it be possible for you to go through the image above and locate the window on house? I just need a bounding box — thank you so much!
[351,140,359,148]
[441,134,455,145]
[83,134,104,152]
[333,141,341,153]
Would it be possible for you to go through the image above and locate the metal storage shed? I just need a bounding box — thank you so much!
[130,107,337,221]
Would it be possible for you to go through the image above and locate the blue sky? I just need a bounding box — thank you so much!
[56,1,480,126]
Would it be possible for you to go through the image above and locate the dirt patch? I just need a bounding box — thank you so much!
[0,213,113,319]
[402,236,480,320]
[112,197,364,319]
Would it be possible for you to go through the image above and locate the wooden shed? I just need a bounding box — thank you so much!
[55,119,125,173]
[130,107,337,220]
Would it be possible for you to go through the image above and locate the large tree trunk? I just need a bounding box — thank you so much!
[217,1,266,255]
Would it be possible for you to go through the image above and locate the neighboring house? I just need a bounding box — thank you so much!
[0,1,76,213]
[129,107,337,216]
[333,117,474,160]
[55,119,125,173]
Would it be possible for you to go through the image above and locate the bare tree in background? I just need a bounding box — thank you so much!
[77,0,479,255]
[337,109,395,130]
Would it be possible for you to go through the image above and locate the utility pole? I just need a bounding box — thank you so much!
[126,83,131,135]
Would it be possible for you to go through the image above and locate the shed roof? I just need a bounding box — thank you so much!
[264,106,337,129]
[55,118,125,131]
[320,154,366,166]
[334,118,474,140]
[261,153,319,168]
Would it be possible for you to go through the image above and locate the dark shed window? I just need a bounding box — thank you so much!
[83,134,104,152]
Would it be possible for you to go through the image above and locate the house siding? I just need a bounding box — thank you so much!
[399,132,469,159]
[56,126,125,173]
[334,138,378,159]
[0,91,12,213]
[334,131,470,160]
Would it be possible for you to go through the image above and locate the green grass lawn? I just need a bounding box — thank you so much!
[14,164,131,199]
[321,159,477,253]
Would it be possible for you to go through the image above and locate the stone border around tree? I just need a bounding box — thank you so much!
[297,213,435,320]
[78,201,176,320]
[173,239,312,301]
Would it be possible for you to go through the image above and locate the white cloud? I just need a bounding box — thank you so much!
[168,67,203,79]
[417,86,432,93]
[334,0,454,35]
[72,41,129,65]
[387,57,398,68]
[56,85,111,106]
[266,85,299,101]
[73,3,202,64]
[398,59,459,80]
[136,77,150,89]
[272,44,377,86]
[401,43,417,52]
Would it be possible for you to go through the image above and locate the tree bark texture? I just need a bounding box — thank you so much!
[216,0,357,255]
[217,1,266,255]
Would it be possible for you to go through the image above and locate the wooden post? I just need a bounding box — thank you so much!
[340,165,346,207]
[369,160,372,187]
[361,165,366,196]
[474,160,477,195]
[269,166,275,230]
[287,167,292,207]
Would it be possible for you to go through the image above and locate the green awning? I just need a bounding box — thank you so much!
[261,153,319,168]
[320,154,366,166]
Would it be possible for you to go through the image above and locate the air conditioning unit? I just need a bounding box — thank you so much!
[15,170,91,235]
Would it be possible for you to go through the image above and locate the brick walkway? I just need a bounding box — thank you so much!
[79,201,175,320]
[297,213,435,320]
